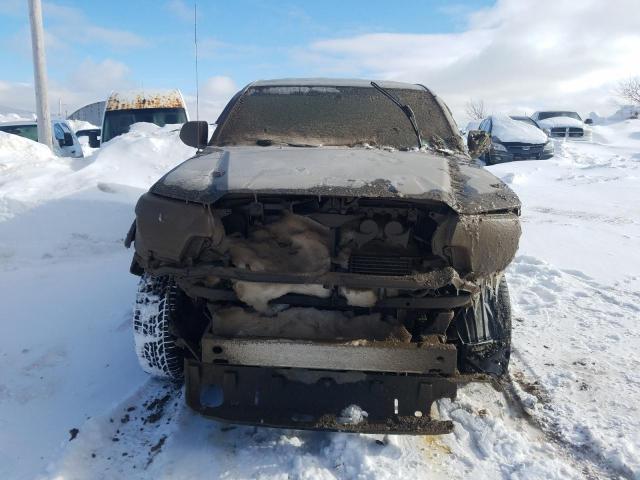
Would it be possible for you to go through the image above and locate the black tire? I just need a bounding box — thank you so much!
[454,276,512,376]
[133,274,185,380]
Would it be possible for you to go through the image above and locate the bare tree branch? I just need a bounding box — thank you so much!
[465,99,486,120]
[616,77,640,106]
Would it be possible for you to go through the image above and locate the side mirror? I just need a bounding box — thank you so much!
[180,121,209,149]
[467,130,491,158]
[584,118,593,125]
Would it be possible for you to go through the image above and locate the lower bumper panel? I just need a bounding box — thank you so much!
[185,360,457,434]
[202,336,457,375]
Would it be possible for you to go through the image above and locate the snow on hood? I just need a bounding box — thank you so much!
[151,146,521,214]
[536,116,587,129]
[491,115,548,144]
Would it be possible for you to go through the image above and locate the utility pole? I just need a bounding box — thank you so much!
[28,0,52,149]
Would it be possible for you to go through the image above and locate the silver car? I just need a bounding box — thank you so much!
[0,119,84,157]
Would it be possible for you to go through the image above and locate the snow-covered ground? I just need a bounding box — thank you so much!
[0,120,639,479]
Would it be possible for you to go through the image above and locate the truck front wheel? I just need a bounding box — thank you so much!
[132,274,185,380]
[454,276,512,377]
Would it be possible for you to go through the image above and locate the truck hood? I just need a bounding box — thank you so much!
[150,146,520,214]
[536,116,586,129]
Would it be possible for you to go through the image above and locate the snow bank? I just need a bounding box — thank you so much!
[0,122,195,221]
[87,123,195,190]
[0,129,56,163]
[589,105,639,124]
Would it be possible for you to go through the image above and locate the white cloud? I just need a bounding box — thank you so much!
[202,76,237,98]
[69,58,133,97]
[44,2,148,49]
[184,76,238,121]
[165,0,194,22]
[294,0,640,122]
[0,0,24,15]
[0,59,134,116]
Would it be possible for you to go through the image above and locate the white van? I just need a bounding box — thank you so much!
[0,119,84,157]
[101,89,189,144]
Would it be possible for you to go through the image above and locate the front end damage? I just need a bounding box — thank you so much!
[130,190,520,433]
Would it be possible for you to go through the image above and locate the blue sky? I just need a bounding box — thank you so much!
[0,0,491,89]
[1,0,638,121]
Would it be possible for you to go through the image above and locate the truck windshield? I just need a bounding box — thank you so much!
[537,111,582,121]
[102,107,187,143]
[0,124,38,142]
[212,85,461,151]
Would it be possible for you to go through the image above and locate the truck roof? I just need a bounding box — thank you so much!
[249,78,426,91]
[105,89,186,111]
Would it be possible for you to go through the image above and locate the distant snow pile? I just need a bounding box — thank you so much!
[0,123,195,221]
[588,105,640,124]
[0,105,34,123]
[0,112,32,123]
[83,122,195,190]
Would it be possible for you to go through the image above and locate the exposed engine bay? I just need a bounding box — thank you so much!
[133,192,520,315]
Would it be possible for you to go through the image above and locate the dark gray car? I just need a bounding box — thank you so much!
[478,114,554,165]
[126,79,521,434]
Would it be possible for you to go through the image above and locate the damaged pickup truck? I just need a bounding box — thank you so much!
[126,78,521,434]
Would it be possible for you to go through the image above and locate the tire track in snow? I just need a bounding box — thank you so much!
[436,381,585,479]
[494,371,628,480]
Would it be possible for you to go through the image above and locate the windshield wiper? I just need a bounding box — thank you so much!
[370,81,423,149]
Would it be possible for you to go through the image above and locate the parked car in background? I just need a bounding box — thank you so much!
[101,89,189,144]
[0,119,84,158]
[530,111,593,140]
[478,114,553,164]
